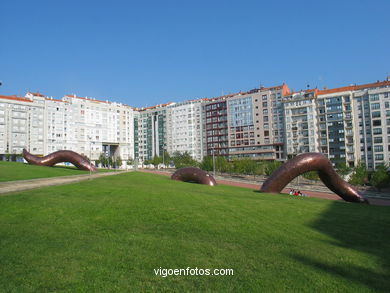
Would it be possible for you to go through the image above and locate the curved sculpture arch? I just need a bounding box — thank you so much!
[171,167,217,186]
[23,149,97,172]
[260,152,368,204]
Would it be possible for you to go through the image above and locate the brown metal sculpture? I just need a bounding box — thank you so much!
[171,167,217,186]
[23,149,97,172]
[260,152,368,204]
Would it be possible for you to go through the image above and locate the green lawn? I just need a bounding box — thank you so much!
[0,172,389,292]
[0,161,116,182]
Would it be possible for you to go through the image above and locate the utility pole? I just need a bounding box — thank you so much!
[212,147,216,177]
[88,136,92,179]
[162,146,165,169]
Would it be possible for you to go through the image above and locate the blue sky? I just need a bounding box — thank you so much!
[1,0,389,107]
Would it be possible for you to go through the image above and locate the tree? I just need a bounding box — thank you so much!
[107,156,113,168]
[151,155,162,168]
[127,157,134,165]
[349,162,369,186]
[215,156,229,174]
[162,151,171,166]
[200,156,213,171]
[370,165,390,191]
[99,153,108,168]
[302,171,319,181]
[172,151,198,169]
[115,156,122,169]
[233,158,257,177]
[264,160,282,176]
[336,162,351,178]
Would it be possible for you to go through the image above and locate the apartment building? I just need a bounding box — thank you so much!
[315,88,356,167]
[0,94,45,156]
[283,80,390,169]
[204,97,229,157]
[283,89,319,157]
[1,79,389,169]
[135,103,173,162]
[0,92,135,166]
[166,99,204,161]
[351,81,390,169]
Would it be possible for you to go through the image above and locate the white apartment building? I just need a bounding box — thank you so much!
[166,99,204,161]
[283,80,390,168]
[0,94,45,156]
[283,89,319,157]
[352,83,390,169]
[1,92,135,167]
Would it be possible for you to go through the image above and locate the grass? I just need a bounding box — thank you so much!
[0,172,389,292]
[0,161,117,182]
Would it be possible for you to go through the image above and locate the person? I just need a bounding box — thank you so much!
[289,189,293,195]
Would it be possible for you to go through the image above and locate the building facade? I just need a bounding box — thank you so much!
[204,98,229,157]
[135,103,173,162]
[1,79,389,169]
[166,99,204,161]
[0,92,135,166]
[283,89,319,157]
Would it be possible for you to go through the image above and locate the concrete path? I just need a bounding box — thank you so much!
[140,169,390,206]
[0,171,130,195]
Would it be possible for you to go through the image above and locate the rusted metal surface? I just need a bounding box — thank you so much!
[260,152,368,203]
[171,167,217,186]
[23,149,97,172]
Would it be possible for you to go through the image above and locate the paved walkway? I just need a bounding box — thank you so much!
[0,171,129,195]
[140,169,390,206]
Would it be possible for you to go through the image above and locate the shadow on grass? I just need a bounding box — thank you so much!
[291,201,390,291]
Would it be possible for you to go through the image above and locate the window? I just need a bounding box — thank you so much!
[373,128,382,135]
[375,154,384,160]
[370,94,379,101]
[371,103,380,110]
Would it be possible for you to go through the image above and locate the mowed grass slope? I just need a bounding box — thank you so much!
[0,161,114,182]
[0,172,389,292]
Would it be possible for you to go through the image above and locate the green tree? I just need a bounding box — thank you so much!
[151,155,162,168]
[255,161,267,176]
[302,171,319,181]
[107,156,113,168]
[162,151,171,166]
[370,165,390,191]
[127,157,134,165]
[172,151,198,169]
[336,162,351,178]
[233,158,257,177]
[215,156,229,174]
[349,162,369,186]
[99,153,108,168]
[264,160,283,176]
[200,156,213,171]
[115,156,122,168]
